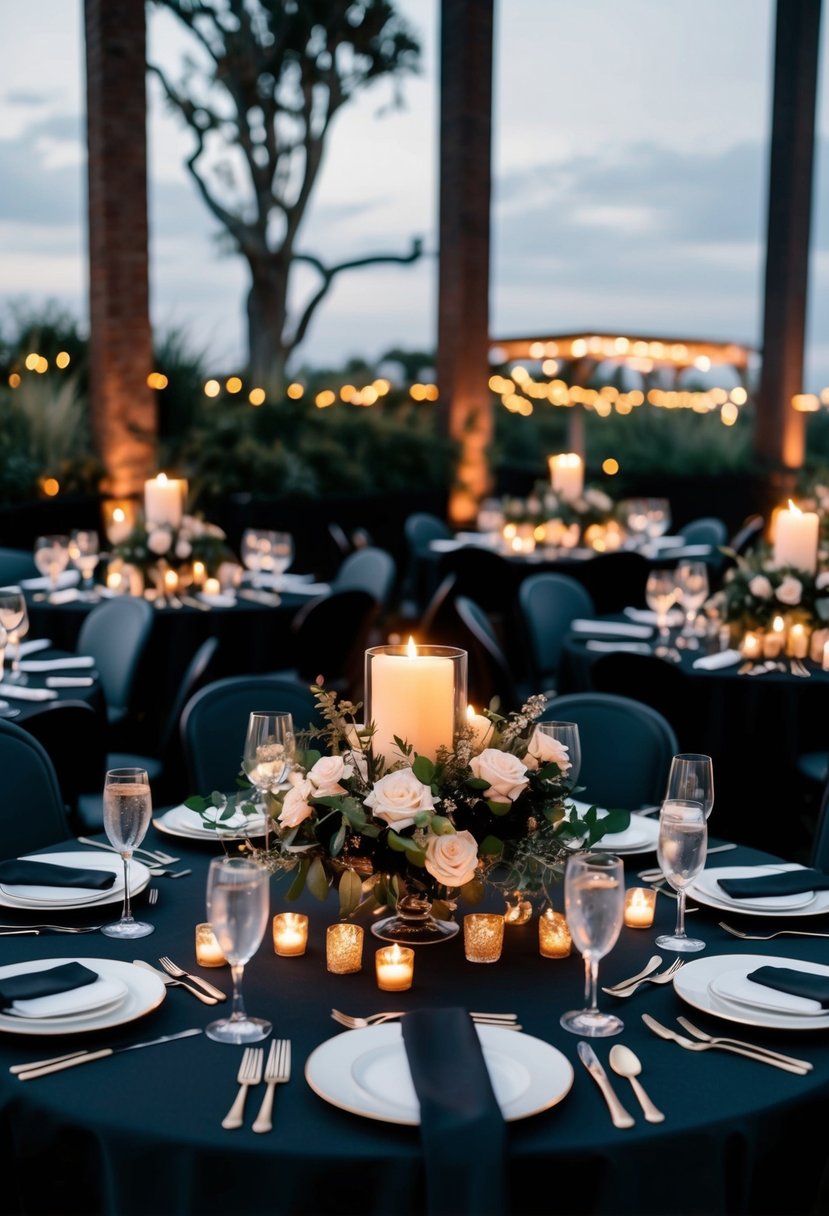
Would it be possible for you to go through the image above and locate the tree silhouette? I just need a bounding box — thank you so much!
[150,0,423,390]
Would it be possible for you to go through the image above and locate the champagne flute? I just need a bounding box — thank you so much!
[534,720,581,796]
[0,588,29,684]
[242,712,296,847]
[675,560,709,645]
[33,535,70,598]
[68,529,101,599]
[645,568,679,657]
[205,856,271,1044]
[101,767,154,939]
[666,753,714,821]
[655,798,707,953]
[560,851,625,1037]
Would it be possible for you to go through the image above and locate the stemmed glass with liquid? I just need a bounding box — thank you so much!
[560,851,625,1037]
[0,588,29,683]
[656,798,707,953]
[242,712,296,846]
[205,856,271,1044]
[666,753,714,822]
[101,767,155,939]
[644,499,672,542]
[68,529,101,599]
[258,531,294,590]
[675,560,709,647]
[645,569,679,657]
[240,529,265,587]
[33,535,70,599]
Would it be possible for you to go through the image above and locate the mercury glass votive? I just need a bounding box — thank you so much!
[326,923,364,974]
[538,909,572,958]
[272,912,308,957]
[463,913,505,963]
[195,923,227,967]
[623,888,657,929]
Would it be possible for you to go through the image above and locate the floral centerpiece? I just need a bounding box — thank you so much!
[186,686,629,922]
[113,513,235,581]
[711,545,829,633]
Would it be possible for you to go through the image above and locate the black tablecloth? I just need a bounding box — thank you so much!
[0,830,828,1216]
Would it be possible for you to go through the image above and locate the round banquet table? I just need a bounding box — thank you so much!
[0,828,829,1216]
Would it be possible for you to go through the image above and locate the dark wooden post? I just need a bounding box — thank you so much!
[436,0,494,525]
[85,0,156,498]
[755,0,822,485]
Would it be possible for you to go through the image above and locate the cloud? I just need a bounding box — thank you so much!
[0,130,83,226]
[3,89,56,107]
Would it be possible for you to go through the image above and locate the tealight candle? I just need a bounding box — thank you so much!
[823,639,829,672]
[740,631,762,660]
[762,615,786,658]
[786,622,809,659]
[375,943,415,991]
[192,560,206,587]
[623,888,657,929]
[326,923,364,974]
[195,923,227,967]
[102,499,137,545]
[463,913,505,964]
[272,912,308,957]
[538,909,572,957]
[203,577,221,597]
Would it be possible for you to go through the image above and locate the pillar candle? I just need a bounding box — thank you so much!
[144,473,187,529]
[787,623,809,659]
[772,501,819,574]
[547,453,584,502]
[740,631,762,660]
[375,943,415,990]
[368,640,455,766]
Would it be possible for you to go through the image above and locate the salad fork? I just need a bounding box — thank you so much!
[252,1039,291,1134]
[221,1047,263,1129]
[602,957,683,997]
[718,921,829,941]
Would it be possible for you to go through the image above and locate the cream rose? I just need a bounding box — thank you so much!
[308,754,352,795]
[775,576,803,606]
[523,729,571,773]
[147,528,173,555]
[364,767,436,831]
[748,575,773,599]
[817,571,829,592]
[469,748,529,803]
[278,779,315,828]
[425,830,479,887]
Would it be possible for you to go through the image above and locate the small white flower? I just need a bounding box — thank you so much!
[775,575,803,606]
[308,754,353,796]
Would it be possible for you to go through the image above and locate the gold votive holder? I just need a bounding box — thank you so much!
[195,923,227,967]
[272,912,308,957]
[326,923,364,974]
[623,887,657,929]
[375,943,415,991]
[538,909,572,958]
[463,913,505,963]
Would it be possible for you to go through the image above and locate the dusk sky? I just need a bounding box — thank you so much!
[3,0,829,388]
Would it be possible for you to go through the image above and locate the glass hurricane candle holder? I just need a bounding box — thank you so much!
[463,913,505,964]
[538,908,572,958]
[623,888,657,929]
[273,912,308,957]
[326,923,364,974]
[375,943,415,991]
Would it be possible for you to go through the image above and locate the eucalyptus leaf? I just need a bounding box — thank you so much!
[479,834,504,857]
[184,795,208,812]
[285,858,310,901]
[331,821,347,857]
[306,856,331,901]
[338,869,363,917]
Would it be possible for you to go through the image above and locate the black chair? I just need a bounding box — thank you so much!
[588,650,703,753]
[402,512,452,613]
[279,587,379,700]
[75,597,155,742]
[11,700,107,828]
[454,595,521,713]
[728,514,765,557]
[678,517,729,547]
[435,547,520,619]
[539,690,678,811]
[810,775,829,870]
[331,546,397,612]
[518,572,595,694]
[0,548,38,585]
[180,674,324,795]
[566,551,650,615]
[0,718,71,858]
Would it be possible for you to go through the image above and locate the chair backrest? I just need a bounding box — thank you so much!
[518,572,595,691]
[180,674,324,795]
[588,650,703,753]
[811,776,829,870]
[14,700,107,818]
[729,514,765,557]
[158,635,221,756]
[290,588,379,696]
[435,547,519,617]
[404,512,452,554]
[0,548,38,585]
[332,546,397,610]
[539,691,679,811]
[454,595,519,713]
[566,551,649,615]
[76,597,155,723]
[679,516,729,547]
[0,718,71,857]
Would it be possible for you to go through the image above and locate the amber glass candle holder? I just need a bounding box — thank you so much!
[463,913,505,963]
[326,923,364,974]
[538,909,572,958]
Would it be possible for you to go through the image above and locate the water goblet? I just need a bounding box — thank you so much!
[560,851,625,1037]
[644,498,672,541]
[675,560,709,645]
[645,568,679,657]
[533,720,581,796]
[242,712,296,846]
[257,531,294,590]
[0,588,29,684]
[655,798,707,953]
[666,753,714,821]
[240,528,264,588]
[68,529,101,599]
[100,767,155,939]
[33,535,70,599]
[205,856,271,1044]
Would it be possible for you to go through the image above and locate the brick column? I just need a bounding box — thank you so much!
[85,0,156,497]
[436,0,494,526]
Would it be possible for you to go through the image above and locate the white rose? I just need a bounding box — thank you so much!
[523,729,572,773]
[816,571,829,591]
[147,528,173,555]
[748,575,773,599]
[174,538,193,560]
[278,779,315,828]
[364,767,436,831]
[425,830,479,887]
[308,754,352,795]
[775,575,803,606]
[469,748,529,803]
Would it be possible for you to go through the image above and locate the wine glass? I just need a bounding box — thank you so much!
[205,856,271,1044]
[534,720,581,796]
[675,560,709,645]
[68,529,101,599]
[33,535,70,598]
[258,531,294,589]
[100,767,155,939]
[621,498,650,549]
[0,588,29,683]
[644,498,672,541]
[645,568,679,656]
[242,712,296,846]
[655,798,707,953]
[560,851,625,1037]
[666,753,714,821]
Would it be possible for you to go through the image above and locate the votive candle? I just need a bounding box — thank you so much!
[203,577,221,597]
[786,623,809,659]
[326,923,364,974]
[375,943,415,991]
[463,913,505,963]
[272,912,308,957]
[195,922,227,967]
[538,909,572,957]
[623,888,657,929]
[762,616,786,658]
[740,631,762,660]
[823,640,829,672]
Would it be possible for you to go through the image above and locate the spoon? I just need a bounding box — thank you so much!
[608,1044,665,1123]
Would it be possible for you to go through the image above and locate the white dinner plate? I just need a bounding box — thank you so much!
[672,953,829,1031]
[708,969,827,1017]
[570,802,659,855]
[0,958,165,1036]
[153,803,268,841]
[685,865,829,918]
[691,867,816,913]
[0,852,148,911]
[305,1023,574,1125]
[9,975,129,1022]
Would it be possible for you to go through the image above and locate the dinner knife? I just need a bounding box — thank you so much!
[15,1028,203,1080]
[577,1041,635,1128]
[132,961,220,1005]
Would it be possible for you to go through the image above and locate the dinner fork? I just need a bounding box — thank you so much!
[718,920,829,941]
[602,957,683,997]
[675,1017,814,1071]
[158,957,226,1001]
[221,1047,263,1129]
[641,1014,810,1074]
[252,1039,291,1133]
[330,1008,520,1029]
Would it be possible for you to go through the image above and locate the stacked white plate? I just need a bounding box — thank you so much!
[686,864,829,918]
[0,958,165,1036]
[154,803,267,841]
[569,801,659,855]
[0,852,150,911]
[673,953,829,1031]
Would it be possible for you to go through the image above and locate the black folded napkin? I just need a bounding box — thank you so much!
[716,868,829,899]
[401,1007,508,1216]
[0,962,99,1007]
[746,966,829,1008]
[0,860,116,891]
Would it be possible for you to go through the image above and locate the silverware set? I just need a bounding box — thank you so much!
[77,837,181,866]
[636,842,737,884]
[602,956,684,997]
[642,1014,813,1074]
[133,958,227,1005]
[738,659,811,677]
[222,1041,291,1132]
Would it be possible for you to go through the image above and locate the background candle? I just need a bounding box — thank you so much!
[144,473,187,529]
[273,912,308,957]
[103,499,136,545]
[375,943,415,990]
[326,923,364,974]
[740,631,762,660]
[623,888,657,928]
[762,616,786,658]
[772,501,819,574]
[547,453,584,502]
[538,909,572,957]
[195,923,227,967]
[466,705,492,751]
